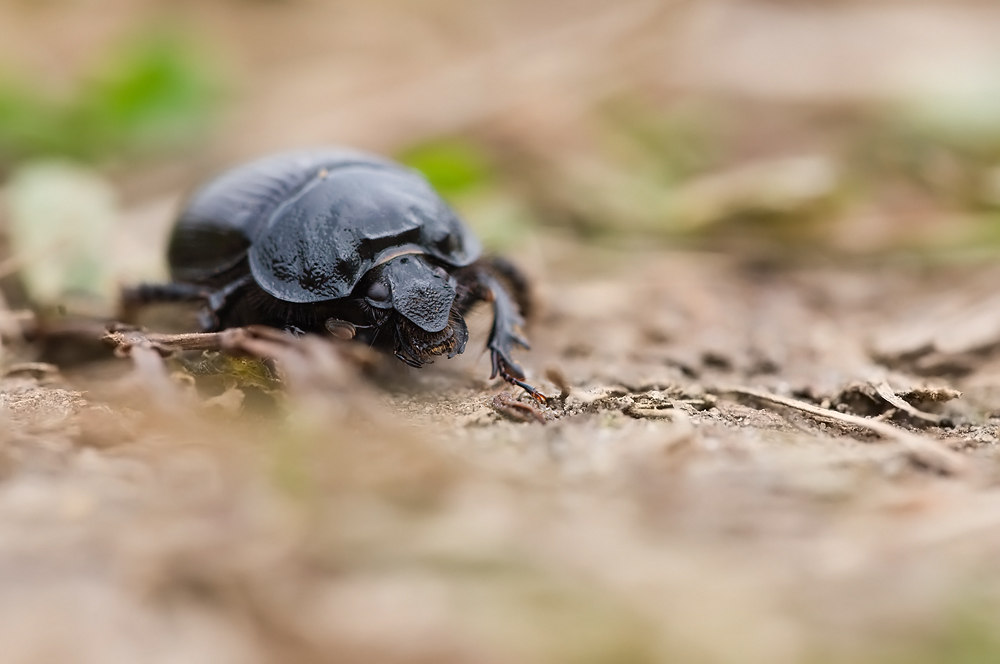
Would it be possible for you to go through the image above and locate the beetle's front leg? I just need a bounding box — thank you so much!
[477,271,544,402]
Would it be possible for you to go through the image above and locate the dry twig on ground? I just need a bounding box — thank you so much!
[491,391,550,424]
[722,386,967,476]
[872,380,948,425]
[104,324,365,400]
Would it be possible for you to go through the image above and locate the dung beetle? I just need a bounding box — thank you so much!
[125,148,541,398]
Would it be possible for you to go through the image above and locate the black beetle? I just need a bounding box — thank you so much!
[126,148,541,398]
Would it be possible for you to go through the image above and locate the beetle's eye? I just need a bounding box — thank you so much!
[367,281,390,302]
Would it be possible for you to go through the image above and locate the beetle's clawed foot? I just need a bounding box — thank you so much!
[487,316,544,401]
[490,349,546,403]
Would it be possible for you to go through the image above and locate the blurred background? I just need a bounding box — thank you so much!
[4,0,1000,310]
[6,2,1000,664]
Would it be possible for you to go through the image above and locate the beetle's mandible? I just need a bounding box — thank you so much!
[125,148,541,398]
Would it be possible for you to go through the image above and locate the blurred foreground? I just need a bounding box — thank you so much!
[4,1,1000,663]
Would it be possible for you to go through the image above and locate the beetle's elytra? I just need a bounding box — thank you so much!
[126,148,540,397]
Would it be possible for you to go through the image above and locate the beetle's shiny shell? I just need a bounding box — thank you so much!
[167,149,481,302]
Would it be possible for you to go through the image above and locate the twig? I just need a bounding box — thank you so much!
[103,325,296,358]
[2,362,60,379]
[873,380,945,425]
[491,392,549,424]
[104,325,358,397]
[722,386,966,476]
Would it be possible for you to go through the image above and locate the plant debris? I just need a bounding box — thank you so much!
[724,386,966,476]
[490,391,550,424]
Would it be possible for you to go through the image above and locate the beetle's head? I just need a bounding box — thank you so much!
[357,254,468,367]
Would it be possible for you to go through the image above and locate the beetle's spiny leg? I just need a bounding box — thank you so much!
[479,256,534,319]
[125,276,252,331]
[510,328,530,350]
[471,266,544,402]
[123,282,210,306]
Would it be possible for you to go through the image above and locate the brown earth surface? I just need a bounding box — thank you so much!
[5,239,1000,663]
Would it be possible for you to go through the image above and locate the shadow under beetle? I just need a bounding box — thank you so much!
[125,148,541,398]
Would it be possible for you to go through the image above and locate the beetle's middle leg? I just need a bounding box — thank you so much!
[123,282,209,306]
[122,275,252,331]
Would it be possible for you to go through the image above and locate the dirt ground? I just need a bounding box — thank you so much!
[5,0,1000,662]
[5,240,1000,663]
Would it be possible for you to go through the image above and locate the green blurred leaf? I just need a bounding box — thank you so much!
[0,81,67,160]
[901,86,1000,158]
[79,31,220,155]
[598,95,724,184]
[0,27,220,167]
[398,139,495,197]
[458,192,537,251]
